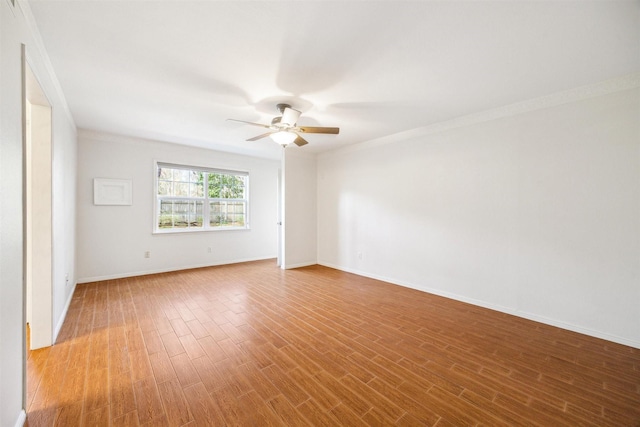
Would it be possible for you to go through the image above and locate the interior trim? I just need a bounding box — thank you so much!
[321,72,640,157]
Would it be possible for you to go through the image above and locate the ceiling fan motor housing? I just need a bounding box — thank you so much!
[278,104,302,127]
[276,103,291,114]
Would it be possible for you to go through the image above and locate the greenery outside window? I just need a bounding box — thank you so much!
[155,162,249,232]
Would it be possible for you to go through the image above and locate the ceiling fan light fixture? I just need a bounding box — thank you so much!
[271,131,297,146]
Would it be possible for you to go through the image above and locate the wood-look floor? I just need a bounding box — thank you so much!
[26,260,640,426]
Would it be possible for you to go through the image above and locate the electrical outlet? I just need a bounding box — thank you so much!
[207,247,212,253]
[144,251,151,258]
[357,251,363,260]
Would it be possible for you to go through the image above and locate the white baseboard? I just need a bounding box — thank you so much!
[282,261,317,270]
[14,410,26,427]
[318,261,640,350]
[76,256,276,284]
[53,281,77,343]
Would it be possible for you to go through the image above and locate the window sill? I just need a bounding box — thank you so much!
[153,226,250,235]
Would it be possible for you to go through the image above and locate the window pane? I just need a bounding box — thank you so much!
[158,200,204,229]
[209,201,245,227]
[236,177,246,198]
[208,174,220,198]
[235,178,245,198]
[158,200,174,228]
[210,201,221,227]
[228,202,245,226]
[189,201,203,227]
[174,182,189,197]
[173,200,189,227]
[208,173,246,199]
[158,167,173,181]
[190,182,204,197]
[174,169,190,182]
[158,180,172,196]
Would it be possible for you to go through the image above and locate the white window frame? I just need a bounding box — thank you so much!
[153,161,250,234]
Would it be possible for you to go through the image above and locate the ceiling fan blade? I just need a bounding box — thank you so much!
[281,107,301,127]
[293,134,309,147]
[227,118,271,129]
[247,132,275,141]
[298,126,340,134]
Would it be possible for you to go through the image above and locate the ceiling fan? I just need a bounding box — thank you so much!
[227,103,339,147]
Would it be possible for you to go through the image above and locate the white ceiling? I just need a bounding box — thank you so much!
[28,1,640,160]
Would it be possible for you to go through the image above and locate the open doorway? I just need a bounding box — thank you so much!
[23,51,53,352]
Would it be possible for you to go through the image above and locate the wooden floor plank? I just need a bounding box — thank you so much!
[156,378,193,426]
[25,260,640,426]
[182,382,225,426]
[133,377,164,425]
[53,401,83,427]
[110,369,137,419]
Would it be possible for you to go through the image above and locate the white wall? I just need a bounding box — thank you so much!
[318,86,640,348]
[76,130,279,282]
[282,149,317,269]
[1,1,77,425]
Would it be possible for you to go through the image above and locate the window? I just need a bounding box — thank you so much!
[155,163,248,232]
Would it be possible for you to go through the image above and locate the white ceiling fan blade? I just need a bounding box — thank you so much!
[226,118,271,129]
[247,131,276,141]
[281,107,301,127]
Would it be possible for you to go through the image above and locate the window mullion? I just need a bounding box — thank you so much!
[204,172,210,229]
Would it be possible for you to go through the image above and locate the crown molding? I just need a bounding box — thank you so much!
[77,129,282,163]
[321,72,640,158]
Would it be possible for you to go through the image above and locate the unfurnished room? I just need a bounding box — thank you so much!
[1,1,639,426]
